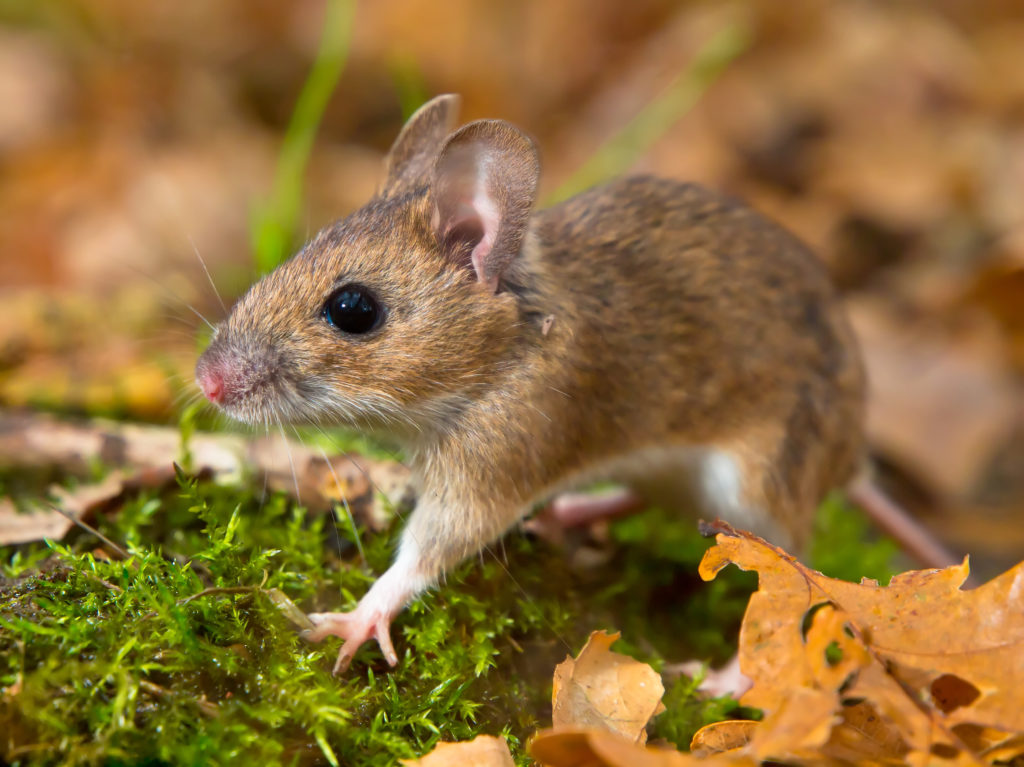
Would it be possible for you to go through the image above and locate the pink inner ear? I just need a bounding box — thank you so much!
[469,185,500,287]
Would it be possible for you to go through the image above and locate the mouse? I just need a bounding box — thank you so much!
[195,94,957,674]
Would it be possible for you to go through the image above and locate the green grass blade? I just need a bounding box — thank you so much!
[389,52,431,121]
[547,22,750,205]
[251,0,356,274]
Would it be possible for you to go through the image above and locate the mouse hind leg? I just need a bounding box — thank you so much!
[636,443,808,552]
[710,423,834,554]
[532,437,813,551]
[529,422,828,554]
[528,444,712,535]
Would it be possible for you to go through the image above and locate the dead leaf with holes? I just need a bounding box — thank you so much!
[694,520,1024,765]
[551,629,666,745]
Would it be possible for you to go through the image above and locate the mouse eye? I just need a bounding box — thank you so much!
[322,285,383,334]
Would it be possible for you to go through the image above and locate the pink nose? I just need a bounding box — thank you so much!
[198,367,225,404]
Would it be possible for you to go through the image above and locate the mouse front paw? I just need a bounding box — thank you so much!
[304,605,398,674]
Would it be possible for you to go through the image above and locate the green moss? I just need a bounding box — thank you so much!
[0,471,724,765]
[810,493,900,584]
[649,674,761,751]
[603,507,756,665]
[1,461,900,765]
[1,473,533,765]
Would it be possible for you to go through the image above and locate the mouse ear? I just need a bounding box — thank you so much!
[380,94,460,198]
[432,119,540,292]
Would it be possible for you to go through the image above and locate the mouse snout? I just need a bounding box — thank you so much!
[195,350,231,405]
[195,335,288,422]
[197,363,225,404]
[195,342,250,408]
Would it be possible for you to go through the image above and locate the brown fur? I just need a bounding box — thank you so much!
[197,95,865,596]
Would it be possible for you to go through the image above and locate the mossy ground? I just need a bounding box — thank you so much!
[0,438,898,766]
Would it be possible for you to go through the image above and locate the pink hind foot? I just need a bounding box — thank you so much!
[526,487,644,543]
[550,487,645,526]
[668,653,752,699]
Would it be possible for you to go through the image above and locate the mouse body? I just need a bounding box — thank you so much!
[196,94,867,673]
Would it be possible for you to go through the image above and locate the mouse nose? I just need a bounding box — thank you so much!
[197,366,225,404]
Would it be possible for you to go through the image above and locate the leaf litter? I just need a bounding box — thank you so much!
[5,407,1023,763]
[0,411,409,546]
[418,520,1024,766]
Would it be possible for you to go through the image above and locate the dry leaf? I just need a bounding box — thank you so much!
[975,731,1024,763]
[0,469,174,546]
[963,236,1024,373]
[0,411,411,544]
[820,700,910,765]
[746,686,838,762]
[0,497,74,545]
[400,735,515,767]
[530,727,752,767]
[689,720,756,757]
[699,521,1024,764]
[552,630,665,745]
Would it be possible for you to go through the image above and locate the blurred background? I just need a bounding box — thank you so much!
[1,0,1022,576]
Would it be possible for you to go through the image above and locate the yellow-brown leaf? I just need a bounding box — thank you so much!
[551,630,665,745]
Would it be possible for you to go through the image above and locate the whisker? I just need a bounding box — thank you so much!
[306,421,412,530]
[482,540,572,654]
[313,439,367,568]
[288,425,347,560]
[277,421,302,507]
[257,422,271,514]
[118,259,216,331]
[189,236,229,318]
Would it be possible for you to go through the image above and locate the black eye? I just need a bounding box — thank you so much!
[322,285,383,334]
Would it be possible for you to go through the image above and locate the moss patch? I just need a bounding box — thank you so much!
[1,460,897,765]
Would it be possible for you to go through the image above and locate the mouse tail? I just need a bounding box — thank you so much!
[845,472,963,572]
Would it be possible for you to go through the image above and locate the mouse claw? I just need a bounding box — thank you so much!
[305,608,398,674]
[375,617,398,666]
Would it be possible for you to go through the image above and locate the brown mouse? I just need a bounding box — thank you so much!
[195,94,955,674]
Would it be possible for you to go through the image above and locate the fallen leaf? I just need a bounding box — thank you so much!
[531,727,745,767]
[963,234,1024,373]
[0,411,411,543]
[819,700,910,765]
[689,720,756,757]
[699,521,1024,764]
[400,734,515,767]
[0,469,143,546]
[976,731,1024,763]
[745,686,838,762]
[0,465,182,547]
[552,630,665,745]
[0,497,71,545]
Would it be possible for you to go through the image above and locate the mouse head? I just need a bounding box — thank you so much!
[195,95,541,433]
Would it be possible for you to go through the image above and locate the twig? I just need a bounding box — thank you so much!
[47,503,130,560]
[84,572,123,594]
[139,679,219,718]
[177,586,257,605]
